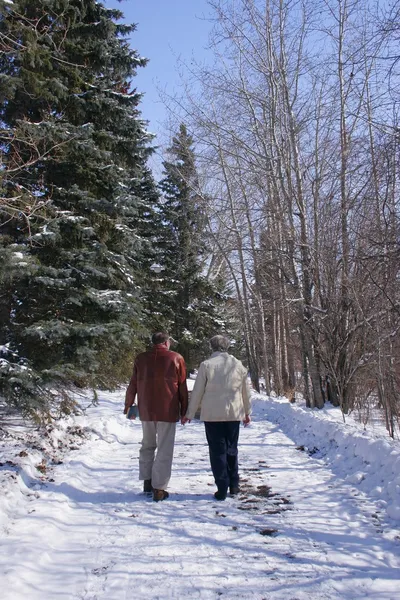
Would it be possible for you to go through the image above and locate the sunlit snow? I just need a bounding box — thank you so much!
[0,391,399,599]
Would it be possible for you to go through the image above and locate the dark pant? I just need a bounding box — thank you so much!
[204,421,240,493]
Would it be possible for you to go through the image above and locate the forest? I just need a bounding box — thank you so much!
[1,0,399,438]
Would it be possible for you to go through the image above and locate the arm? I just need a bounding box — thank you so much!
[242,370,252,425]
[177,357,189,417]
[124,361,137,414]
[184,362,207,421]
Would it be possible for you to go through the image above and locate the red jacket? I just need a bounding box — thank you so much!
[124,345,188,422]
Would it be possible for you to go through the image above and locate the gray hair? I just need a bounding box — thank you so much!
[151,332,170,345]
[210,335,230,352]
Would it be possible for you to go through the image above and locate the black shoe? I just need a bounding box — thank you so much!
[153,489,169,502]
[143,479,152,493]
[230,486,240,495]
[214,490,227,501]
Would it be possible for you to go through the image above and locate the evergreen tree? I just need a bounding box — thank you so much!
[158,124,228,369]
[0,0,158,418]
[133,167,171,334]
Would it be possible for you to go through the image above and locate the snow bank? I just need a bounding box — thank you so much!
[0,411,89,530]
[253,394,400,521]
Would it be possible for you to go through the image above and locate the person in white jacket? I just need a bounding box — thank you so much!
[181,335,252,500]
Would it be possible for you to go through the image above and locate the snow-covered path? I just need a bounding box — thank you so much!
[1,392,400,600]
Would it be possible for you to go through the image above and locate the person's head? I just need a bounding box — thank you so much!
[152,332,170,348]
[209,335,230,352]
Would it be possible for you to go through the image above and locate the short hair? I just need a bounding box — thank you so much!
[210,335,230,352]
[152,332,170,345]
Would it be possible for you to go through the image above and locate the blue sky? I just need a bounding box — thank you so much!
[105,0,213,143]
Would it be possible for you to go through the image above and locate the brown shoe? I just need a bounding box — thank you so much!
[153,489,169,502]
[143,479,152,494]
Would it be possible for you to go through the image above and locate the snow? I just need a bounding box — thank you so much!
[32,231,56,238]
[257,396,400,522]
[62,215,86,222]
[0,391,399,599]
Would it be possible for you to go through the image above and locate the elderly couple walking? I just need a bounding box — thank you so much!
[124,332,252,502]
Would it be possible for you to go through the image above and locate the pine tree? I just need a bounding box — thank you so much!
[133,166,171,334]
[158,124,228,369]
[0,0,158,419]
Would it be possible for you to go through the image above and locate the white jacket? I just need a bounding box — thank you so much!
[186,352,252,421]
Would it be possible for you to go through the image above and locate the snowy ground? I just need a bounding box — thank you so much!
[0,391,400,599]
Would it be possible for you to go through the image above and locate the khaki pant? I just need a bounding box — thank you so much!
[139,421,176,490]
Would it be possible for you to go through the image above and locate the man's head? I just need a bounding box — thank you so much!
[152,332,171,348]
[209,335,230,352]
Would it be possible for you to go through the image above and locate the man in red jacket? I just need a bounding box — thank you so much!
[124,332,188,501]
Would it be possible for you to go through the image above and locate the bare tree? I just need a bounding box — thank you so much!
[162,0,400,434]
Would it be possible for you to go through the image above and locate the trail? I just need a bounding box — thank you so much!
[1,392,399,600]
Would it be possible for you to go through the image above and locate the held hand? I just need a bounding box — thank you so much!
[181,416,191,425]
[243,414,251,427]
